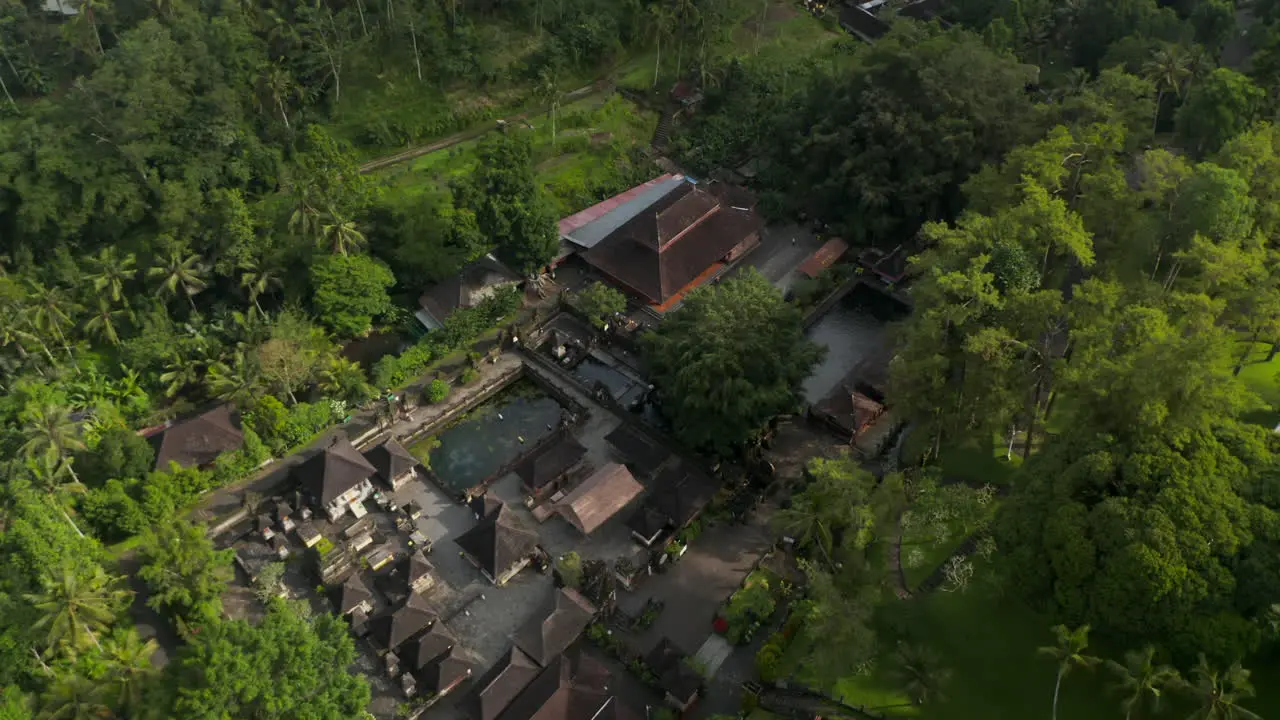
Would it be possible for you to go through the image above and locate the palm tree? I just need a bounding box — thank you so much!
[239,258,282,316]
[1106,646,1181,720]
[24,449,86,537]
[21,402,86,466]
[86,247,137,304]
[101,628,159,716]
[26,280,78,364]
[887,642,952,706]
[289,199,323,241]
[1143,45,1191,136]
[647,3,675,87]
[320,356,371,404]
[26,565,127,655]
[37,673,111,720]
[159,353,203,398]
[1037,624,1100,720]
[1183,654,1260,720]
[773,491,838,569]
[318,210,366,255]
[259,65,298,130]
[207,350,261,406]
[82,298,126,346]
[148,250,209,310]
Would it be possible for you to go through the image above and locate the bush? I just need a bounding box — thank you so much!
[460,367,479,385]
[426,378,451,404]
[556,552,583,589]
[755,642,784,682]
[314,537,335,556]
[371,289,520,388]
[80,479,149,542]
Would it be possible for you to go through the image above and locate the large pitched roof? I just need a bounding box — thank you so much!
[814,387,884,436]
[645,638,701,702]
[624,506,669,543]
[561,175,688,250]
[649,464,719,528]
[363,440,420,484]
[512,589,596,666]
[604,425,669,480]
[419,255,519,328]
[370,591,436,652]
[514,433,587,490]
[455,504,538,579]
[151,404,244,470]
[555,464,644,536]
[408,622,456,670]
[496,653,613,720]
[581,183,762,305]
[295,434,376,506]
[468,648,542,720]
[331,573,373,615]
[416,645,475,694]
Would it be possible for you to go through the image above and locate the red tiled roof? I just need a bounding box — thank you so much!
[557,174,679,237]
[799,238,849,278]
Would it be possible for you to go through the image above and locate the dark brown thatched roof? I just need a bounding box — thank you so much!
[455,504,538,579]
[604,425,669,480]
[151,404,244,470]
[407,622,456,670]
[416,645,475,695]
[496,652,614,720]
[331,573,373,615]
[468,647,542,720]
[370,592,436,652]
[555,464,644,535]
[514,433,587,490]
[649,464,718,528]
[581,183,762,306]
[364,440,420,484]
[512,589,596,666]
[295,434,376,507]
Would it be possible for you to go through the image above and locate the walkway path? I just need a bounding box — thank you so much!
[356,82,600,174]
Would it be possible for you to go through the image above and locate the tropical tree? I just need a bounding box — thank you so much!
[536,67,562,148]
[137,520,234,629]
[1183,655,1260,720]
[82,299,126,346]
[240,258,283,316]
[1037,625,1100,720]
[648,2,675,86]
[319,356,371,404]
[160,354,203,398]
[36,673,111,720]
[25,565,127,655]
[318,210,366,255]
[26,281,78,364]
[1143,45,1191,135]
[258,64,297,130]
[85,247,137,304]
[21,403,86,467]
[887,643,952,706]
[148,250,209,310]
[206,351,261,406]
[100,628,159,716]
[1106,646,1181,720]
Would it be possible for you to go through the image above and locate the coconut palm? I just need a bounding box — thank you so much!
[26,280,78,364]
[320,356,371,404]
[24,449,87,537]
[536,67,562,148]
[148,250,209,310]
[318,210,366,255]
[86,247,137,304]
[1037,624,1100,720]
[21,401,86,465]
[1183,654,1260,720]
[1143,45,1191,136]
[26,565,128,655]
[648,3,675,87]
[239,258,283,316]
[259,64,298,130]
[82,298,126,346]
[887,642,952,706]
[289,199,323,241]
[101,628,159,716]
[159,353,203,398]
[37,672,111,720]
[206,350,261,406]
[1106,646,1181,720]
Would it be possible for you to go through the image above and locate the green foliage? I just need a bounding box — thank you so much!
[75,427,155,488]
[556,552,583,589]
[724,578,775,645]
[452,132,559,274]
[137,520,234,629]
[1176,68,1266,158]
[460,367,480,385]
[426,378,451,404]
[309,254,396,338]
[371,288,520,389]
[0,687,32,720]
[166,601,370,720]
[642,269,822,456]
[572,282,627,328]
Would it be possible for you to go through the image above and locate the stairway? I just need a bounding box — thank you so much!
[651,106,676,149]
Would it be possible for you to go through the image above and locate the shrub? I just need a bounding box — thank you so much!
[460,367,479,385]
[426,378,451,404]
[755,642,783,682]
[556,552,583,589]
[314,537,335,556]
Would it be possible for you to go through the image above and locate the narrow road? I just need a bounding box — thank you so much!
[356,82,602,174]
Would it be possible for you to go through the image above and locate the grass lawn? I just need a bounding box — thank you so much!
[900,431,1021,487]
[376,93,657,217]
[1235,341,1280,429]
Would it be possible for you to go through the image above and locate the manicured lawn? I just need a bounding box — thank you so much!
[1235,341,1280,429]
[900,431,1020,487]
[833,671,918,717]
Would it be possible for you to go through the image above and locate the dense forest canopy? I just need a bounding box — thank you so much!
[4,0,1280,715]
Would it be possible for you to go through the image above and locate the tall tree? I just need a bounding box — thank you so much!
[137,520,233,629]
[85,247,137,305]
[1142,44,1190,135]
[148,250,209,310]
[25,565,127,655]
[35,673,110,720]
[205,351,262,407]
[317,210,366,256]
[100,628,159,716]
[1037,625,1100,720]
[1105,646,1181,720]
[1183,655,1260,720]
[82,298,125,346]
[641,269,823,456]
[308,254,395,337]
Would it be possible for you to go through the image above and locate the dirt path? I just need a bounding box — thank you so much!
[356,82,602,174]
